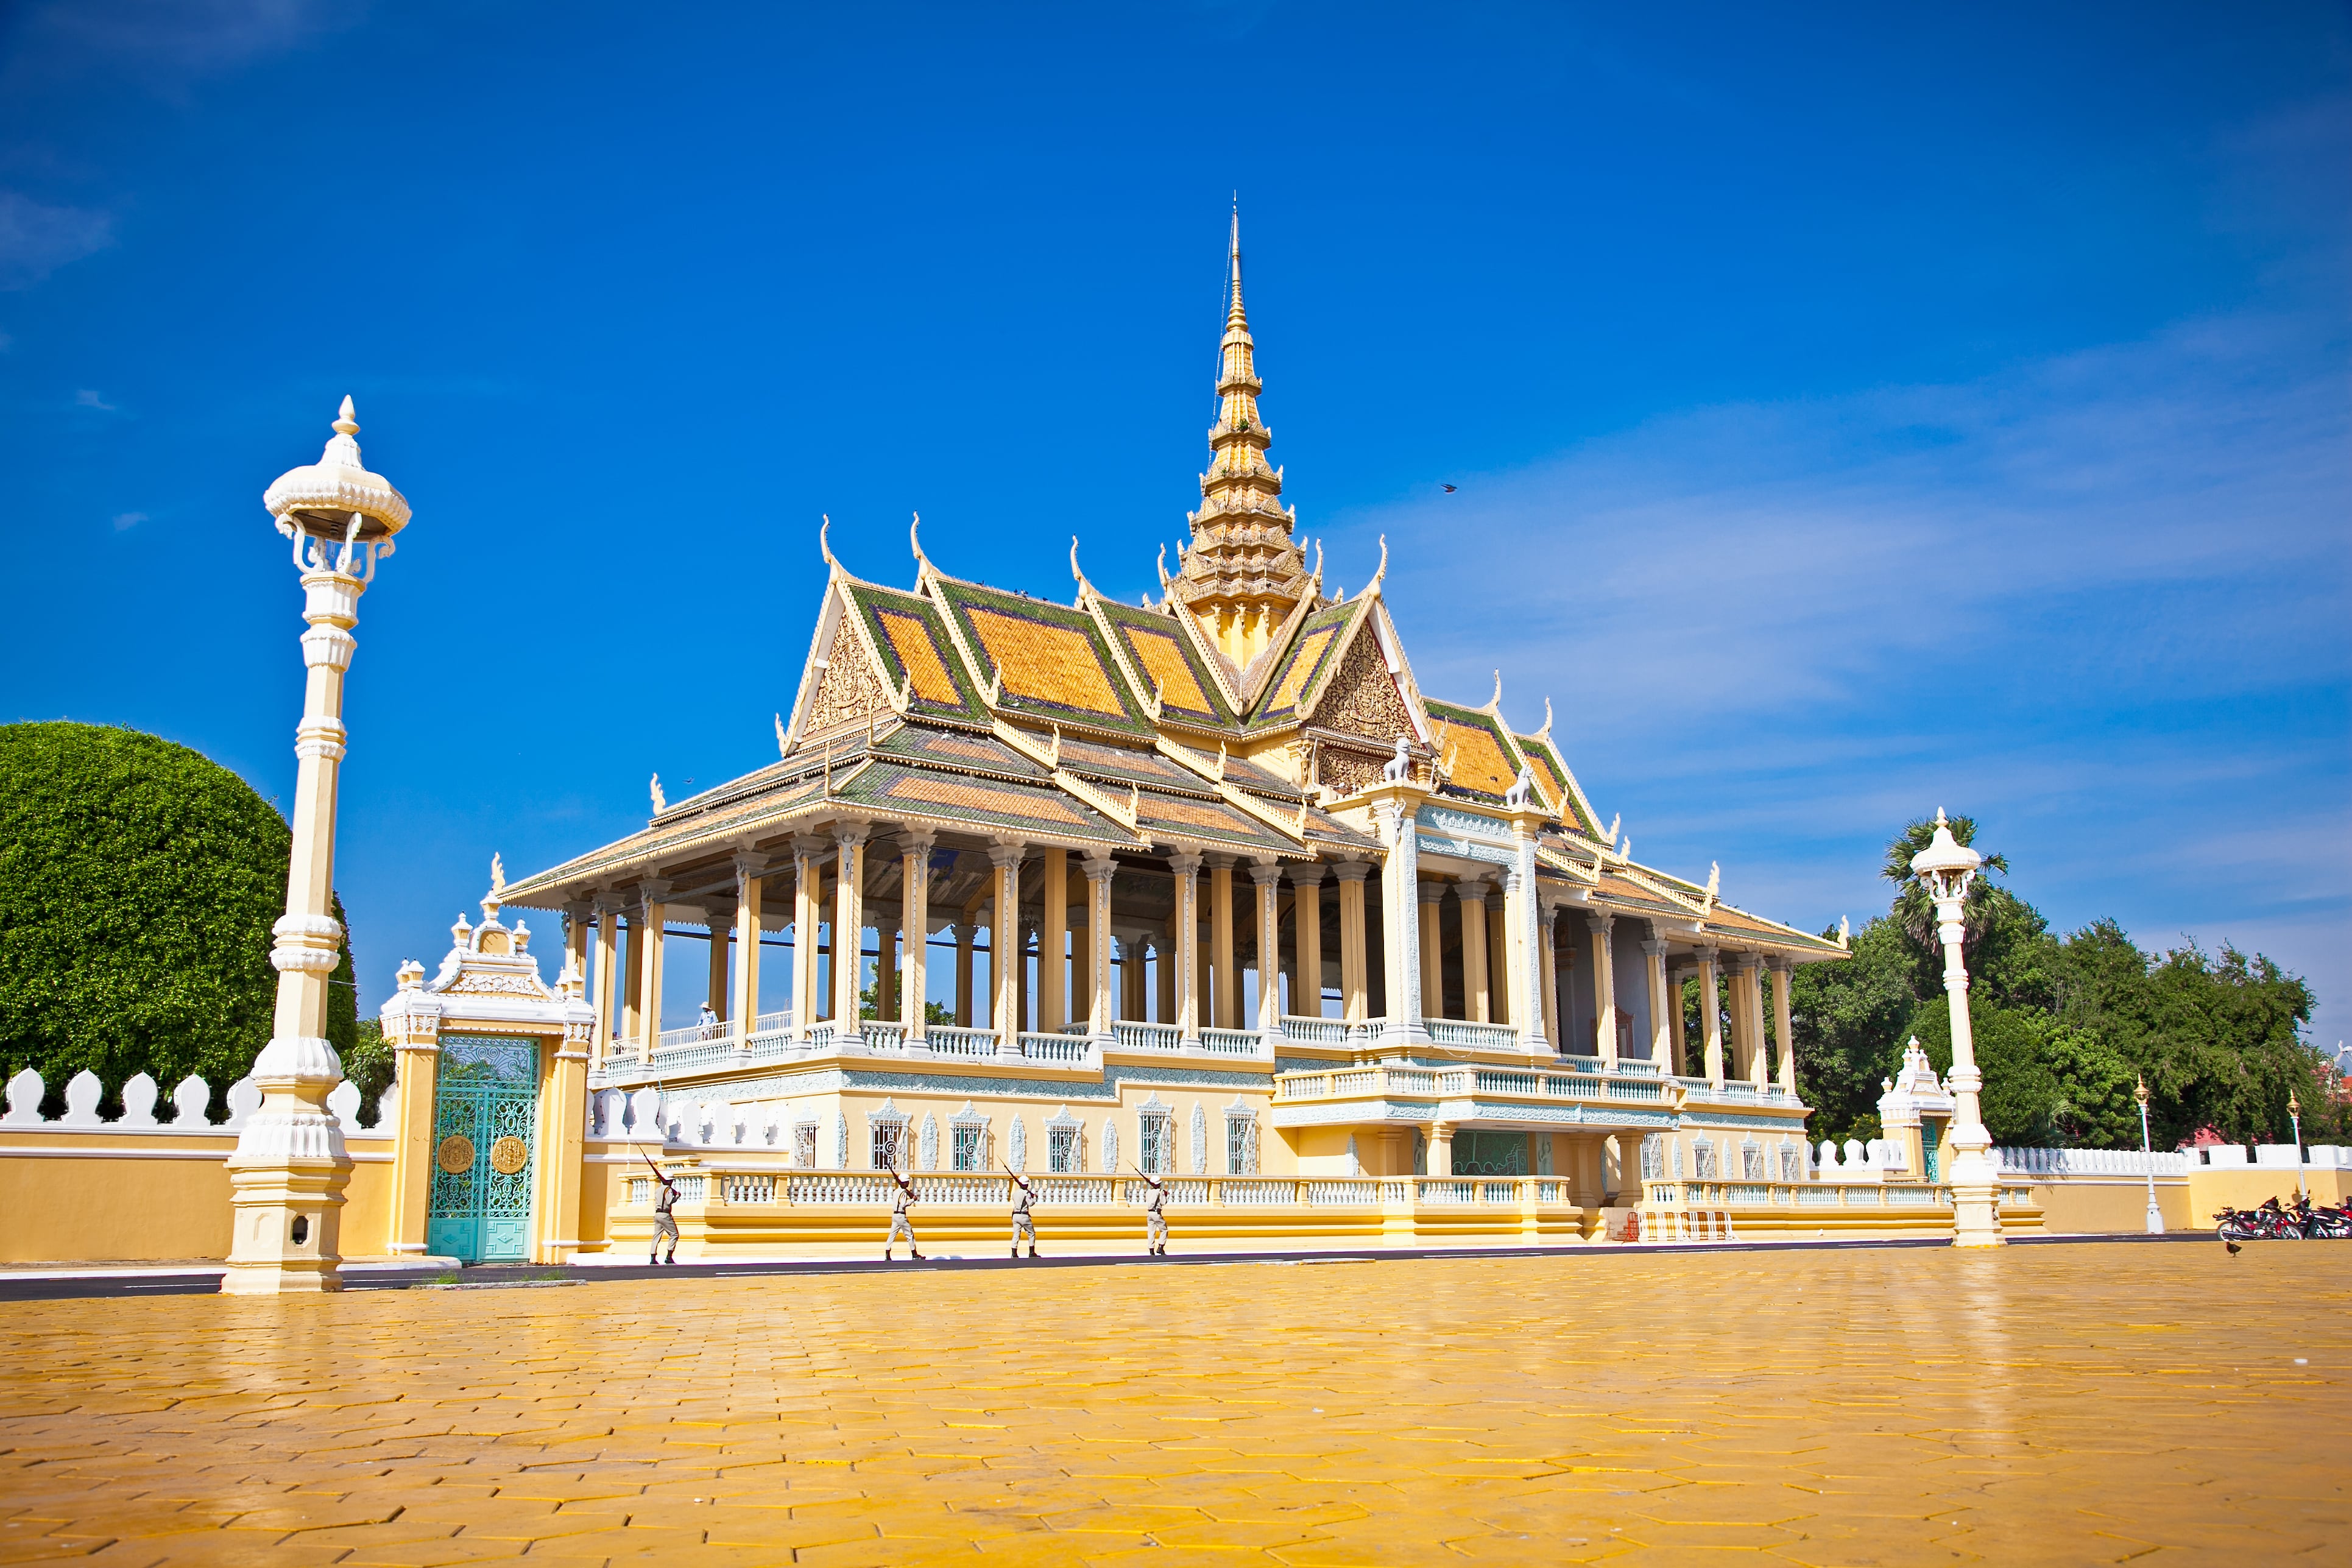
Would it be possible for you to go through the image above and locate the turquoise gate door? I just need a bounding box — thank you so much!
[427,1036,541,1263]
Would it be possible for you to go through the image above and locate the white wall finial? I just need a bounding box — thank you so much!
[334,394,358,434]
[650,774,666,813]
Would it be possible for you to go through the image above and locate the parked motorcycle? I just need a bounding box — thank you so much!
[2216,1195,2352,1245]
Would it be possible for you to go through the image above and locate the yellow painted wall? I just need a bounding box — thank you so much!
[0,1134,395,1265]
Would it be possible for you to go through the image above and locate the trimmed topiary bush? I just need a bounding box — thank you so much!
[0,721,355,1118]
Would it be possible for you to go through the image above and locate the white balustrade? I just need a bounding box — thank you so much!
[1112,1021,1182,1051]
[1281,1015,1350,1045]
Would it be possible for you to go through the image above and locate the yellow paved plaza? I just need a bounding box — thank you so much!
[1,1243,2344,1565]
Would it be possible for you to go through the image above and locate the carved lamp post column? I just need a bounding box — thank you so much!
[222,398,410,1294]
[2135,1075,2164,1234]
[1909,810,2002,1248]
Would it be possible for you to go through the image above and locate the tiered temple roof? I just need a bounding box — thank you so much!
[502,214,1840,972]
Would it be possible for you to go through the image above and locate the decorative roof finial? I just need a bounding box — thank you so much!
[775,713,788,757]
[1168,203,1310,662]
[909,511,930,576]
[1070,535,1090,597]
[1487,669,1503,713]
[1538,696,1555,739]
[334,395,358,436]
[490,852,505,895]
[650,774,666,814]
[819,514,840,573]
[1367,534,1388,596]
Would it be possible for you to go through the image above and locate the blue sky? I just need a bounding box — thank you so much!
[3,2,2346,1040]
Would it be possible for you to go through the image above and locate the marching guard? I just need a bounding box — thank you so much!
[1006,1166,1040,1259]
[1135,1165,1170,1255]
[885,1162,923,1262]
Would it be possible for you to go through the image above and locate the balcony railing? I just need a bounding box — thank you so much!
[619,1171,1599,1211]
[1424,1018,1519,1050]
[1273,1062,1683,1108]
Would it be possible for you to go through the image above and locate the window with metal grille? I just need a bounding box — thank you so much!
[1639,1134,1664,1180]
[1742,1142,1765,1180]
[1692,1139,1718,1179]
[952,1125,984,1171]
[1139,1113,1171,1174]
[871,1121,904,1171]
[794,1125,818,1168]
[1225,1114,1258,1174]
[1048,1125,1081,1173]
[1778,1143,1802,1182]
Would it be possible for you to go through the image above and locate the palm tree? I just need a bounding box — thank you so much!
[1881,813,2010,958]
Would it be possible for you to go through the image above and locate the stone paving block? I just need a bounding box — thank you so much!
[2,1246,2347,1564]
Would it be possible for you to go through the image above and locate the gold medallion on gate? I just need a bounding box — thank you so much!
[436,1134,476,1174]
[489,1135,529,1175]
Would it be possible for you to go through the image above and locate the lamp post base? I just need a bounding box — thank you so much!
[2144,1198,2167,1235]
[1949,1182,2005,1248]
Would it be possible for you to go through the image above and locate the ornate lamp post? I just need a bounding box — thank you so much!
[1910,809,2002,1248]
[2289,1092,2307,1203]
[2135,1075,2163,1235]
[221,398,409,1295]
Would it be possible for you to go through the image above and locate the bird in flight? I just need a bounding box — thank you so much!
[1441,484,1457,493]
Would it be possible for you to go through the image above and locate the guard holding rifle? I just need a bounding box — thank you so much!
[885,1160,923,1262]
[1006,1165,1039,1259]
[1134,1164,1170,1255]
[642,1153,680,1265]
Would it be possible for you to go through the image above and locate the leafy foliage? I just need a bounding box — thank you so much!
[0,722,355,1118]
[1789,811,2340,1150]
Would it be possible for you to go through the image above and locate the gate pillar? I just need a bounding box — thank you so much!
[381,867,596,1266]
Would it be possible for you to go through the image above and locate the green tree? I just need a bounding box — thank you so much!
[0,722,355,1119]
[2043,1025,2141,1149]
[1910,997,2060,1145]
[860,980,953,1025]
[1787,916,1915,1144]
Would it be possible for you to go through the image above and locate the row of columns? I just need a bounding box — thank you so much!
[564,822,1801,1090]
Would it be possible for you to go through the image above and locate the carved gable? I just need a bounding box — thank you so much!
[804,627,891,735]
[1312,623,1414,746]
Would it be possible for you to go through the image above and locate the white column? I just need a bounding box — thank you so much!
[1644,932,1672,1066]
[792,836,825,1040]
[832,823,869,1042]
[1378,800,1425,1047]
[1082,850,1118,1038]
[635,881,669,1053]
[1538,900,1559,1051]
[990,841,1026,1054]
[732,855,765,1047]
[591,896,621,1065]
[1696,948,1723,1085]
[1250,857,1284,1036]
[1771,959,1796,1094]
[1511,824,1544,1050]
[1458,878,1490,1023]
[705,900,733,1026]
[900,830,934,1040]
[1040,847,1067,1034]
[1587,913,1617,1065]
[1333,861,1369,1028]
[1170,852,1203,1042]
[1292,863,1325,1022]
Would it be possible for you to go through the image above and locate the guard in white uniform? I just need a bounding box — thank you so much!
[1008,1170,1039,1259]
[885,1165,922,1261]
[1139,1169,1169,1255]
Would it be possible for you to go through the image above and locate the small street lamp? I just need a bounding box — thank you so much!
[2135,1075,2163,1235]
[1910,810,2002,1248]
[221,398,409,1294]
[2289,1092,2307,1204]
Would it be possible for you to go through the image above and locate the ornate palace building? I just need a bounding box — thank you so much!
[455,220,1851,1261]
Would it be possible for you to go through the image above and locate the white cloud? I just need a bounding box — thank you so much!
[74,388,116,411]
[1329,303,2351,1027]
[111,510,146,531]
[0,192,115,290]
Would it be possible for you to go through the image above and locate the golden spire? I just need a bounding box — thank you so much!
[1171,203,1313,669]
